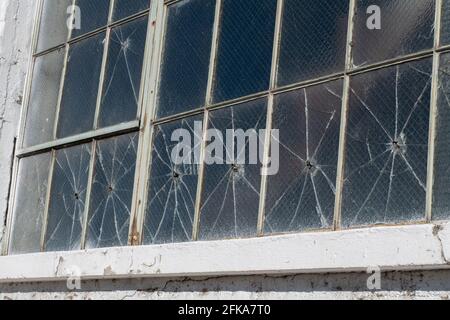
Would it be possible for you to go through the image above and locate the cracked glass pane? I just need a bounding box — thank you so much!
[71,0,110,38]
[36,0,72,52]
[441,0,450,46]
[198,98,267,240]
[57,32,105,138]
[9,153,51,254]
[342,59,432,227]
[432,53,450,221]
[212,0,277,103]
[85,133,138,249]
[353,0,435,67]
[265,80,343,234]
[113,0,150,21]
[23,48,64,147]
[277,0,348,87]
[98,16,148,128]
[44,144,91,251]
[157,0,216,118]
[143,115,202,244]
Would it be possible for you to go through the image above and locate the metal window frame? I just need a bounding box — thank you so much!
[3,0,449,256]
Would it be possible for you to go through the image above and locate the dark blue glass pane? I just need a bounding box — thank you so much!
[113,0,150,21]
[72,0,110,38]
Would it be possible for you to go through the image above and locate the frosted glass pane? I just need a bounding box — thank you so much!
[37,0,72,52]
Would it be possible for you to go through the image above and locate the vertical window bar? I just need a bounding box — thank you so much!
[40,150,56,251]
[192,0,222,240]
[257,0,284,236]
[426,0,443,222]
[80,141,97,249]
[333,0,356,230]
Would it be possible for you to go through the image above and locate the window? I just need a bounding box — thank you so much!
[5,0,450,255]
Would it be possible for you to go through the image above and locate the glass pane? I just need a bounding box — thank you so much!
[36,0,72,52]
[9,153,51,254]
[113,0,150,21]
[441,0,450,46]
[212,0,277,103]
[71,0,110,38]
[353,0,435,67]
[98,16,148,128]
[57,32,105,138]
[265,80,343,234]
[23,49,65,147]
[342,59,432,227]
[44,144,91,251]
[198,98,267,240]
[277,0,348,86]
[156,0,216,118]
[432,53,450,220]
[143,116,202,244]
[85,133,138,249]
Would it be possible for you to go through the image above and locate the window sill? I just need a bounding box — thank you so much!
[0,223,450,283]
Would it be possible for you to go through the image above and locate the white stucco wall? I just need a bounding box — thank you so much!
[1,0,450,300]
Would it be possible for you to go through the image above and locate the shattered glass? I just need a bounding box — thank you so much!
[441,0,450,46]
[342,58,432,227]
[353,0,435,67]
[212,0,277,103]
[36,0,72,52]
[198,99,267,240]
[85,133,138,249]
[23,48,65,147]
[71,0,110,38]
[143,115,203,244]
[57,32,105,138]
[9,153,51,254]
[157,0,216,118]
[113,0,150,21]
[277,0,348,86]
[44,144,91,251]
[432,53,450,220]
[98,16,148,128]
[265,80,343,234]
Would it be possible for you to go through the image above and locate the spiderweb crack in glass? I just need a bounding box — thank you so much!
[265,80,342,233]
[144,116,202,244]
[86,133,138,249]
[342,58,432,227]
[198,99,267,241]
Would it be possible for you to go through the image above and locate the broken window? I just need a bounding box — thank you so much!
[264,80,343,233]
[277,0,348,86]
[342,59,432,227]
[212,0,277,103]
[156,0,216,118]
[353,0,435,67]
[198,99,267,240]
[143,116,202,244]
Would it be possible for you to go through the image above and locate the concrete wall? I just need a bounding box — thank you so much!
[0,0,450,300]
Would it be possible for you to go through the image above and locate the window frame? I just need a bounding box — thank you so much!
[3,0,449,255]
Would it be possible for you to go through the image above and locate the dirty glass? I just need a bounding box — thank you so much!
[353,0,435,67]
[143,115,203,244]
[342,58,432,227]
[23,49,65,147]
[98,16,148,128]
[441,0,450,46]
[71,0,110,38]
[44,144,91,251]
[9,153,51,254]
[157,0,216,118]
[36,0,72,52]
[212,0,277,103]
[265,80,342,234]
[432,53,450,220]
[198,99,267,240]
[57,32,105,138]
[277,0,348,87]
[113,0,150,21]
[85,133,138,249]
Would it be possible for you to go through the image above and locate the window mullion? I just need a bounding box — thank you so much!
[39,150,56,252]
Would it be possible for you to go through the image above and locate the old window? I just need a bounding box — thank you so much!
[6,0,450,255]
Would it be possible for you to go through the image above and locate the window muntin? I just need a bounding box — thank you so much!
[8,0,450,255]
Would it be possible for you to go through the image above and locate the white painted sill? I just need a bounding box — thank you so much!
[0,223,449,283]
